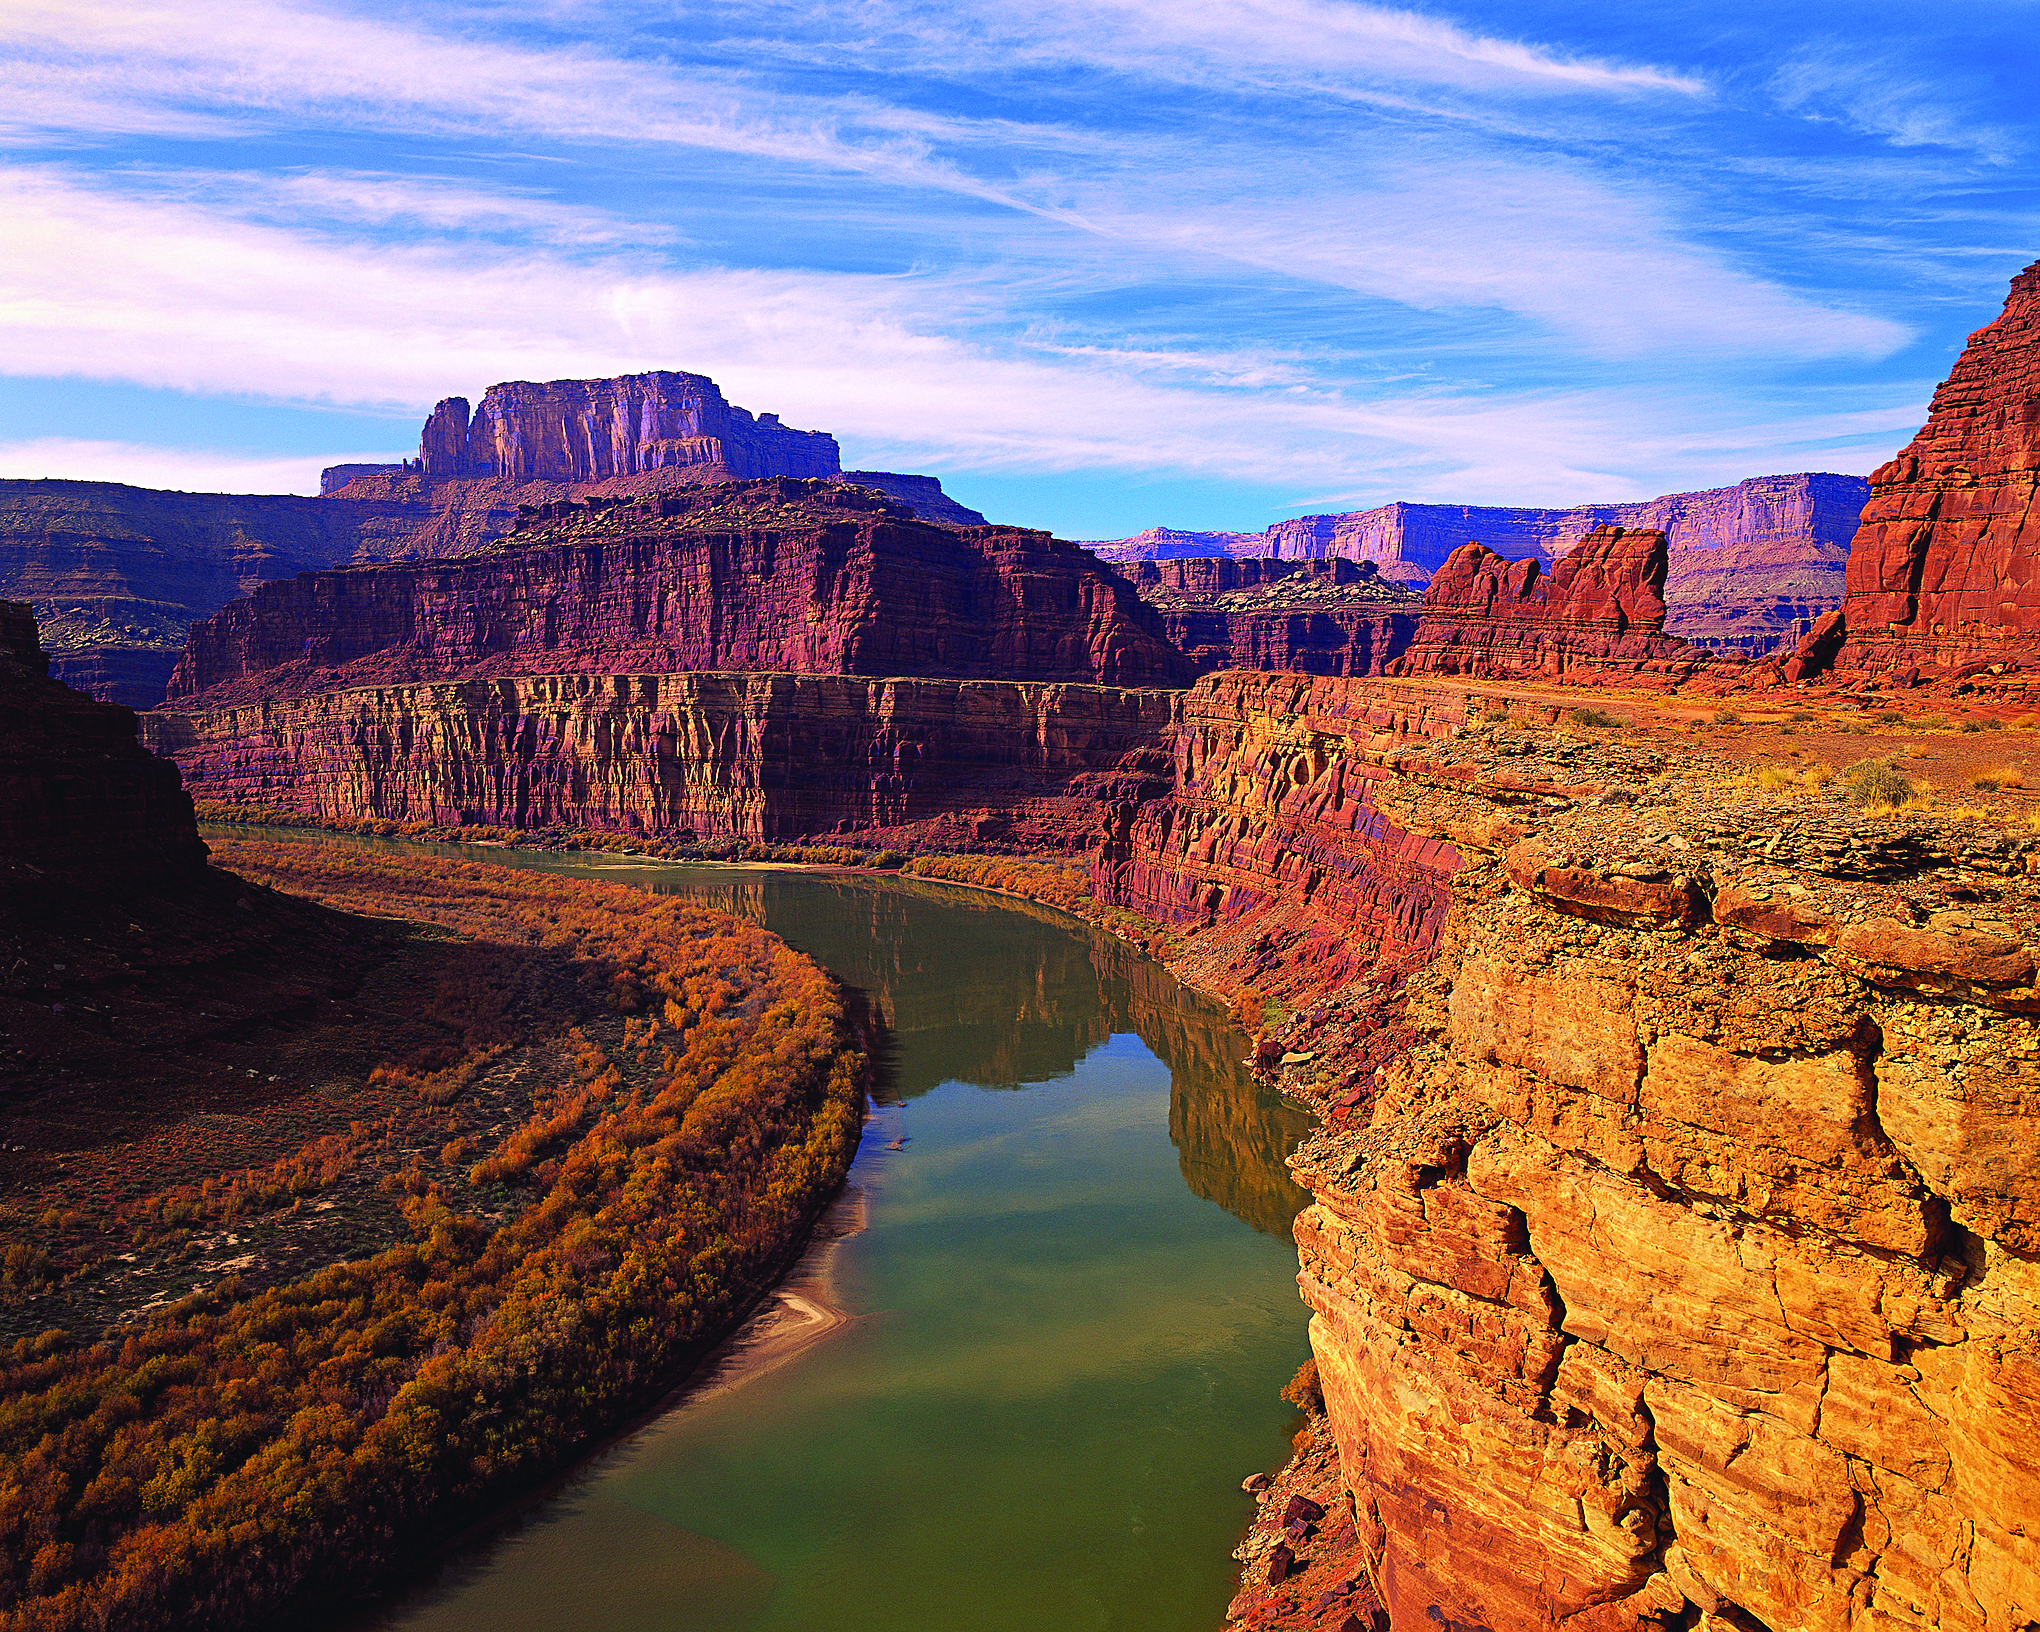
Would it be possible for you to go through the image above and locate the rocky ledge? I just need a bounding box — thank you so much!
[1393,526,1711,682]
[1092,671,2039,1632]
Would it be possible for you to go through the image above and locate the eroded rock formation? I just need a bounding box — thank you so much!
[1819,258,2040,676]
[165,479,1194,706]
[0,600,207,900]
[0,480,388,706]
[0,376,979,708]
[1082,475,1866,652]
[1097,672,2040,1632]
[1394,526,1707,680]
[414,372,840,482]
[1119,558,1421,677]
[143,672,1179,853]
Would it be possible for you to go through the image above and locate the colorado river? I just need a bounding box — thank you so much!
[261,836,1314,1632]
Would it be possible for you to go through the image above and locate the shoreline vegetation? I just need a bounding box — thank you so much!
[191,802,1187,966]
[0,841,867,1632]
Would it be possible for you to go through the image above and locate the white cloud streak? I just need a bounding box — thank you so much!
[0,438,392,495]
[0,166,1916,505]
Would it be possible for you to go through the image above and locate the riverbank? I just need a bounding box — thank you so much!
[0,841,869,1632]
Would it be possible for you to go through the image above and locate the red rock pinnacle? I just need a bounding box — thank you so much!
[1820,258,2040,675]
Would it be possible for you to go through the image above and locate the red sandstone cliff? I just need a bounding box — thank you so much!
[0,600,206,899]
[163,479,1195,706]
[1095,672,2040,1632]
[142,672,1177,853]
[1120,558,1420,677]
[416,372,840,482]
[1394,525,1707,680]
[1809,258,2040,677]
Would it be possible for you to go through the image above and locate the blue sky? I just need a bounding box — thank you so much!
[2,1,2035,537]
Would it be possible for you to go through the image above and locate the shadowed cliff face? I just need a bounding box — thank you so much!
[1102,672,2040,1632]
[1823,257,2040,675]
[0,600,207,900]
[164,479,1194,705]
[0,481,394,707]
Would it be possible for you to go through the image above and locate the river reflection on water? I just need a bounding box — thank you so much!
[252,836,1315,1632]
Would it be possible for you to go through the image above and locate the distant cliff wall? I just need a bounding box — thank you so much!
[1083,474,1867,653]
[166,480,1194,706]
[1116,557,1422,677]
[0,480,385,707]
[144,672,1179,853]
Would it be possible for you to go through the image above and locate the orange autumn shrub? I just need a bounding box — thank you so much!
[0,844,866,1632]
[903,853,1092,911]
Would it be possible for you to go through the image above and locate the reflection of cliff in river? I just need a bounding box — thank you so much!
[217,832,1311,1239]
[728,872,1312,1235]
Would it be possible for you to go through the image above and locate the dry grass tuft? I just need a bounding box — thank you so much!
[1975,765,2027,791]
[1843,758,1917,809]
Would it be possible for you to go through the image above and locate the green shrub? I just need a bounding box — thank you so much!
[1565,706,1623,729]
[1843,758,1916,808]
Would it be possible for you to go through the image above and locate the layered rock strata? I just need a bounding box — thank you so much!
[1814,258,2040,677]
[144,673,1179,852]
[1082,474,1866,649]
[0,600,207,900]
[0,480,392,706]
[1395,526,1708,681]
[414,372,840,481]
[1097,671,2040,1632]
[165,478,1194,706]
[1094,670,1467,1014]
[1120,558,1421,677]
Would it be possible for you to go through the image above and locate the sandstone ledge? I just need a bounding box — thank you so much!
[1088,671,2040,1632]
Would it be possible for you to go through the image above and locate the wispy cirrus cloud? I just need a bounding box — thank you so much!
[2,162,1908,504]
[1769,43,2021,165]
[0,0,2023,529]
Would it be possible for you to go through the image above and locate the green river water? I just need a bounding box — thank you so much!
[292,840,1315,1632]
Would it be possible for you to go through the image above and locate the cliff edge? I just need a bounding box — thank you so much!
[1095,672,2039,1632]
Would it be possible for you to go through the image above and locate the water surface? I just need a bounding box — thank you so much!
[246,837,1314,1632]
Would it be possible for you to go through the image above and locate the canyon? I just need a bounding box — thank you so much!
[1084,472,1868,655]
[8,226,2040,1632]
[1091,671,2039,1632]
